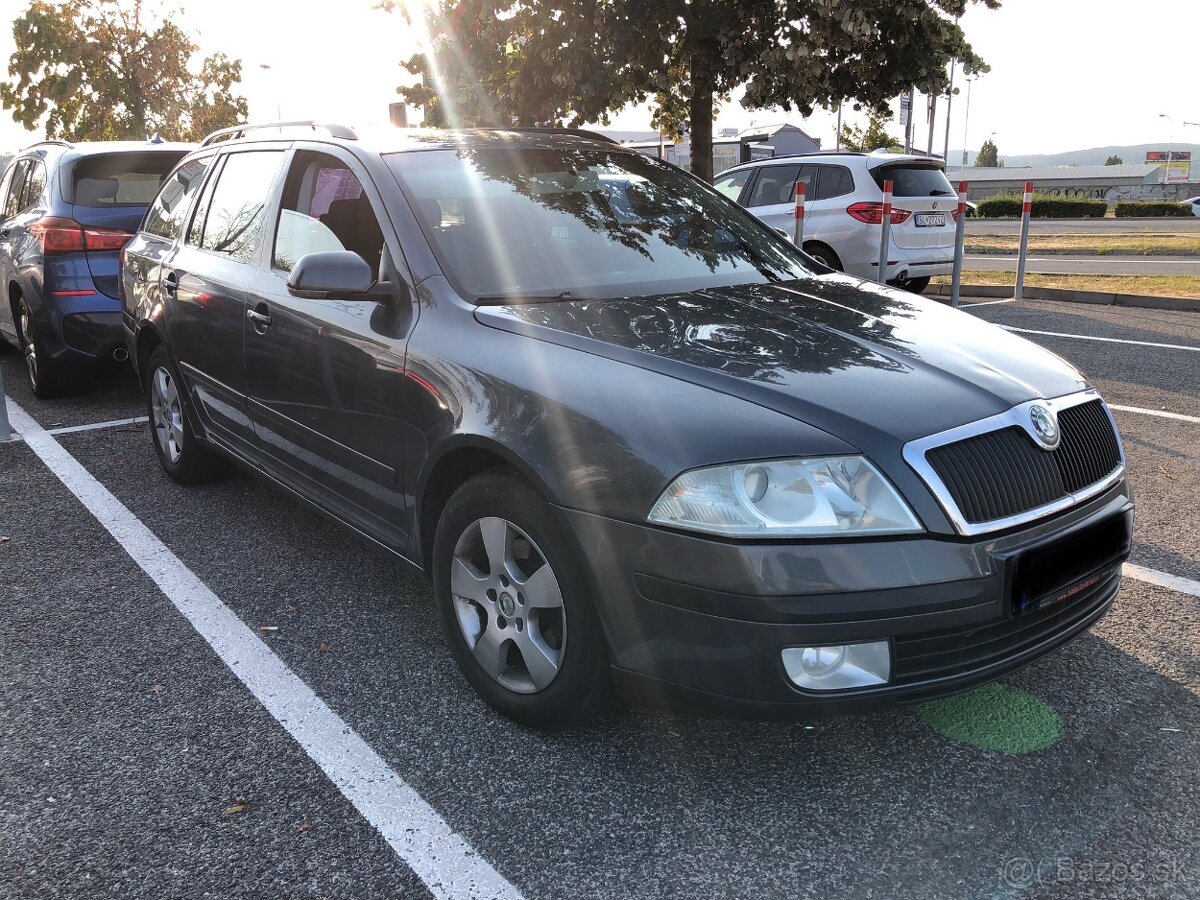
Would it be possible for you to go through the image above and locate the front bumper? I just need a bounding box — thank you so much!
[562,481,1132,718]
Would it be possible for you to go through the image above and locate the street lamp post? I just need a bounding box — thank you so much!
[959,78,972,177]
[260,63,282,121]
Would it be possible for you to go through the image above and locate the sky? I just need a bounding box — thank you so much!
[1,0,1197,158]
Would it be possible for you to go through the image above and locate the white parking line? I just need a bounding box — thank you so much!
[48,416,148,435]
[1110,405,1200,425]
[961,298,1017,307]
[1124,563,1200,599]
[1000,326,1200,352]
[5,398,523,900]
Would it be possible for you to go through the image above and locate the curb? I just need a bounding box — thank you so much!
[929,283,1200,313]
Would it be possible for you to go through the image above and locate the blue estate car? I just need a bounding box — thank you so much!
[0,139,190,397]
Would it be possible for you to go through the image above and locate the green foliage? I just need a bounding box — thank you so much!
[1,0,247,141]
[839,113,900,153]
[1114,201,1192,218]
[976,193,1107,219]
[1105,154,1123,166]
[976,137,998,167]
[384,0,998,182]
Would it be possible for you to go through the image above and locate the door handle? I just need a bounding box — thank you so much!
[163,271,179,297]
[247,303,272,332]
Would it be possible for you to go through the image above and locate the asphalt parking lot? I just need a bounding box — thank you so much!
[2,297,1199,900]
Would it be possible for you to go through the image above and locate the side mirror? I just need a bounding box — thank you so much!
[287,250,388,300]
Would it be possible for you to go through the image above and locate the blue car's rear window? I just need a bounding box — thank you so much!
[69,152,187,207]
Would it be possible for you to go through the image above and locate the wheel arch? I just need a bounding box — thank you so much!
[134,321,164,388]
[416,437,556,571]
[801,240,843,271]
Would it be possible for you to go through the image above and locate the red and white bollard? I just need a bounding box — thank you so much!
[877,179,894,284]
[1014,180,1034,300]
[950,181,969,308]
[792,179,806,247]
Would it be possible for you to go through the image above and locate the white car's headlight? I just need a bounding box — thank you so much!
[647,456,922,537]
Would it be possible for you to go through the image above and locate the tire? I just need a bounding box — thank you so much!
[16,299,67,398]
[433,469,610,729]
[900,276,931,294]
[802,243,842,271]
[144,345,226,484]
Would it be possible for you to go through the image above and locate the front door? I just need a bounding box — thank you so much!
[244,148,413,550]
[164,147,287,454]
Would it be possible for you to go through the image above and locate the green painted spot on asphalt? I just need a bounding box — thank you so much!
[917,683,1063,754]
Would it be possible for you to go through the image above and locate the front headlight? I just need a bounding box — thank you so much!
[647,456,922,537]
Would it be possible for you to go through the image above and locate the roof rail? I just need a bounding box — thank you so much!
[21,139,74,151]
[201,121,358,147]
[500,127,619,145]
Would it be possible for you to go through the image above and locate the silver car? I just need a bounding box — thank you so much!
[714,150,959,293]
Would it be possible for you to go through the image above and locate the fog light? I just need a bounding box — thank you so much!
[782,641,891,691]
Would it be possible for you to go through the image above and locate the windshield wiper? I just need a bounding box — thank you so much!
[474,290,598,305]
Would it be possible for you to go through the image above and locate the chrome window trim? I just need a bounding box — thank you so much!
[903,389,1126,536]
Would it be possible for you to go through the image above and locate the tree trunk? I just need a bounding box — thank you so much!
[688,57,714,183]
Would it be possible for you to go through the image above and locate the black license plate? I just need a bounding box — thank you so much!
[1012,511,1132,614]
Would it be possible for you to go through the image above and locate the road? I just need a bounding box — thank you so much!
[2,299,1200,899]
[968,217,1200,235]
[966,254,1200,275]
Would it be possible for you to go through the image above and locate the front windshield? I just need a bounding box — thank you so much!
[387,146,816,302]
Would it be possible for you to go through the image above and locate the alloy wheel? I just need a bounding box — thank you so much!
[150,366,184,464]
[18,305,38,390]
[449,516,567,694]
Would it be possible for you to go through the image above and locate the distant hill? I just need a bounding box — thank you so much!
[950,143,1200,168]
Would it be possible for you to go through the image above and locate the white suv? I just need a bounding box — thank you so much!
[714,150,958,293]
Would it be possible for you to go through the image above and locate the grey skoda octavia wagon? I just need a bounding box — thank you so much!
[121,123,1132,727]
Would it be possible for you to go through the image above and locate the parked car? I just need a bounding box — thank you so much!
[1185,196,1200,216]
[0,139,192,396]
[714,150,960,293]
[122,124,1132,728]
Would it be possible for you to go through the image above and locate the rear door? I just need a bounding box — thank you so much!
[244,146,413,548]
[805,163,858,249]
[742,163,818,234]
[123,153,217,341]
[162,147,288,455]
[65,150,189,300]
[869,162,956,252]
[0,159,31,340]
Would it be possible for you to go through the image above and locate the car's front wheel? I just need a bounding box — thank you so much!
[145,345,226,484]
[433,470,610,728]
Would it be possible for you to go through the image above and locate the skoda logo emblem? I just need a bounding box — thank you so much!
[1030,404,1060,449]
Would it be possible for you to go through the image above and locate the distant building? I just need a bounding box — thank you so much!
[609,122,822,173]
[955,163,1198,202]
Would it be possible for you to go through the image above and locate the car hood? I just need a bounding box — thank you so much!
[474,275,1087,452]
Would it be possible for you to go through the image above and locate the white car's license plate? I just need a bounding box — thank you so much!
[914,213,946,227]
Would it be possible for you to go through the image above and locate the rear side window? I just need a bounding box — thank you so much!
[3,160,30,219]
[746,164,817,207]
[70,152,187,207]
[21,161,46,210]
[815,165,854,201]
[143,157,213,240]
[873,164,955,197]
[190,150,285,263]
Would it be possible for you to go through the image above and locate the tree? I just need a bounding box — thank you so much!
[386,0,997,182]
[1,0,247,142]
[839,113,900,152]
[1105,154,1123,166]
[976,138,999,167]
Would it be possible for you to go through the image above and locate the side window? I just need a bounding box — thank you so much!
[815,165,854,201]
[20,161,46,210]
[190,150,285,262]
[745,164,817,207]
[712,169,752,202]
[3,160,30,219]
[273,151,385,275]
[144,156,213,240]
